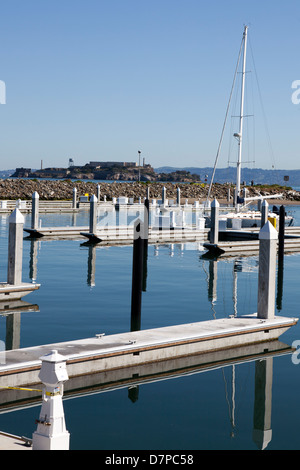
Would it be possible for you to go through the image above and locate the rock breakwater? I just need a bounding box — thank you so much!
[1,179,300,202]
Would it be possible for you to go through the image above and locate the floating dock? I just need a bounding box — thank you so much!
[203,235,300,257]
[0,337,293,450]
[0,314,297,389]
[24,225,210,244]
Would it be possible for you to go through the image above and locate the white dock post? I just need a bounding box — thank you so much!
[177,187,181,206]
[72,187,77,209]
[257,198,262,211]
[210,199,219,244]
[32,350,70,450]
[97,184,101,201]
[257,221,278,320]
[261,200,269,228]
[31,191,39,230]
[7,209,24,286]
[89,195,98,234]
[162,186,166,206]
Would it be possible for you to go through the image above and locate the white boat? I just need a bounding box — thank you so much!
[206,26,294,228]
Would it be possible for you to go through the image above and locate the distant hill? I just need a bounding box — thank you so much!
[155,166,299,187]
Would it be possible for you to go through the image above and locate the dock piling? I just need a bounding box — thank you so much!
[210,199,219,244]
[31,192,39,230]
[162,186,166,206]
[261,200,269,228]
[72,187,77,209]
[177,187,181,206]
[131,219,145,331]
[278,205,285,262]
[142,200,149,292]
[89,195,98,234]
[257,221,278,320]
[7,209,24,286]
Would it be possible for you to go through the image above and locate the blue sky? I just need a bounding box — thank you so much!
[0,0,300,171]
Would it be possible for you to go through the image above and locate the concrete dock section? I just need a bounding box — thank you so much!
[203,237,300,257]
[0,314,297,388]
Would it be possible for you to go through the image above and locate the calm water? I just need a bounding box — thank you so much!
[0,204,299,450]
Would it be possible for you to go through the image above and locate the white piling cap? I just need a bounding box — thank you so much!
[40,349,66,363]
[212,198,219,207]
[90,194,98,202]
[32,191,39,199]
[9,208,24,224]
[259,220,278,240]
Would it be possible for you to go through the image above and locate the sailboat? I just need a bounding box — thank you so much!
[206,25,294,228]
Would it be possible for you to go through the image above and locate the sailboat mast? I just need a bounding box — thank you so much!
[235,25,248,211]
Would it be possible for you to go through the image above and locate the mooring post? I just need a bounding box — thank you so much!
[278,205,285,262]
[177,187,181,206]
[131,219,145,331]
[162,186,166,206]
[210,199,219,244]
[227,186,230,204]
[257,198,262,211]
[97,184,101,201]
[89,194,98,234]
[31,191,39,230]
[32,350,70,450]
[72,187,77,209]
[142,200,149,292]
[257,221,278,320]
[7,209,24,286]
[261,200,269,228]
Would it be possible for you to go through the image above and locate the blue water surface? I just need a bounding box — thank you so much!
[0,204,299,450]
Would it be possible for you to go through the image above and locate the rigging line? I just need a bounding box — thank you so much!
[248,37,277,171]
[206,35,244,206]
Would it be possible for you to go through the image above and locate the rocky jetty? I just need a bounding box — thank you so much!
[0,179,300,203]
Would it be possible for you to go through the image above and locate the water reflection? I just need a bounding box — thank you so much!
[0,340,293,450]
[0,300,39,350]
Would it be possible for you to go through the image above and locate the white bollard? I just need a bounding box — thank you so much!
[32,350,69,450]
[257,221,278,319]
[7,209,24,285]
